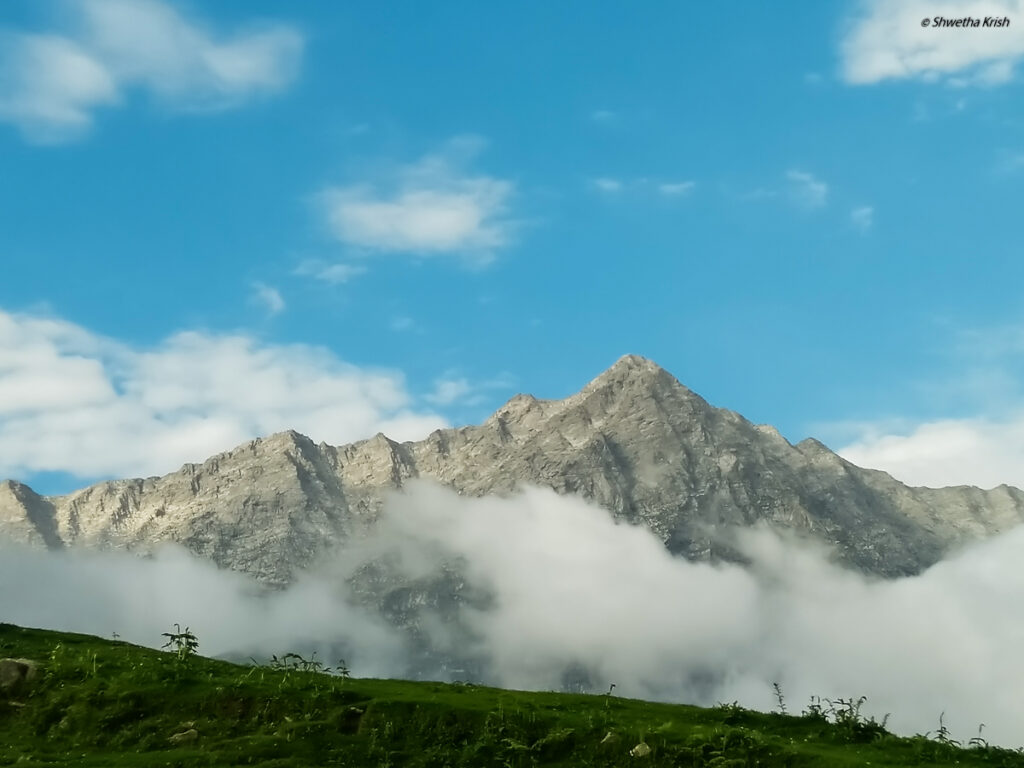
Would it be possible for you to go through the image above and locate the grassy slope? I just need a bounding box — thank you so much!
[1,623,1022,767]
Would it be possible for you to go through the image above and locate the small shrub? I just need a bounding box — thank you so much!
[160,624,199,662]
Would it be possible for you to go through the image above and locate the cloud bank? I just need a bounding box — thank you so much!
[839,416,1024,489]
[0,0,303,143]
[4,482,1024,747]
[0,308,445,481]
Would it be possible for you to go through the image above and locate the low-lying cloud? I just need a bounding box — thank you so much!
[839,416,1024,488]
[3,481,1023,747]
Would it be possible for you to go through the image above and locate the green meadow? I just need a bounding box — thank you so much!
[1,622,1021,767]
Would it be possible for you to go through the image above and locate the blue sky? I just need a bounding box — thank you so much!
[3,0,1024,493]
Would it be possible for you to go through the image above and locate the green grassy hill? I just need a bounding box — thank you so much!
[1,622,1021,767]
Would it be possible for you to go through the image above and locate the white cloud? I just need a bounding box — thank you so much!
[591,177,622,193]
[0,308,446,481]
[589,178,696,198]
[839,416,1024,488]
[0,34,119,143]
[250,282,285,315]
[842,0,1024,86]
[0,0,302,143]
[786,169,829,208]
[293,260,367,285]
[320,138,514,264]
[658,181,695,196]
[851,204,875,231]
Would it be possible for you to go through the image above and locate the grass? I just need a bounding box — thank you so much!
[1,622,1023,766]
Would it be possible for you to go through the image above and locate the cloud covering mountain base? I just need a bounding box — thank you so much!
[2,481,1022,747]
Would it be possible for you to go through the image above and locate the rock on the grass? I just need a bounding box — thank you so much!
[630,741,652,758]
[0,658,37,692]
[168,728,199,744]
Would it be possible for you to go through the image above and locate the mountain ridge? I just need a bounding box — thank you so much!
[3,354,1023,584]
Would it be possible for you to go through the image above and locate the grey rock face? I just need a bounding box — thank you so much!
[2,355,1023,583]
[0,482,60,550]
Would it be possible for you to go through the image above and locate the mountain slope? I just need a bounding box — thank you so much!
[3,354,1023,583]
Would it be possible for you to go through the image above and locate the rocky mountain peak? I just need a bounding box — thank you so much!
[3,355,1024,584]
[583,354,672,391]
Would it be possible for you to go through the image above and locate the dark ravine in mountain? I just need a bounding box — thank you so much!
[3,354,1024,586]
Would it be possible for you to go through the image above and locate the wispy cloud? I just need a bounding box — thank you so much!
[851,205,875,232]
[995,149,1024,173]
[250,282,285,316]
[425,377,472,406]
[786,170,829,208]
[0,0,303,144]
[424,371,514,407]
[737,186,779,202]
[590,178,696,197]
[390,316,417,333]
[319,137,514,266]
[842,0,1024,86]
[590,109,616,122]
[590,177,623,193]
[293,260,367,285]
[0,308,445,481]
[658,181,696,196]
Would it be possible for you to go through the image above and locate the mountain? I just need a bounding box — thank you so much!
[3,355,1024,584]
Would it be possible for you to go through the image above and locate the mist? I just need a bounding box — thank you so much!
[3,480,1023,747]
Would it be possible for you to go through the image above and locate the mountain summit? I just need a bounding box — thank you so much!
[2,355,1023,584]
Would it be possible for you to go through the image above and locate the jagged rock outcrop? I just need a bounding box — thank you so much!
[2,355,1023,584]
[0,482,60,550]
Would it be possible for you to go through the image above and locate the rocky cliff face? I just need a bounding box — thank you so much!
[3,355,1023,584]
